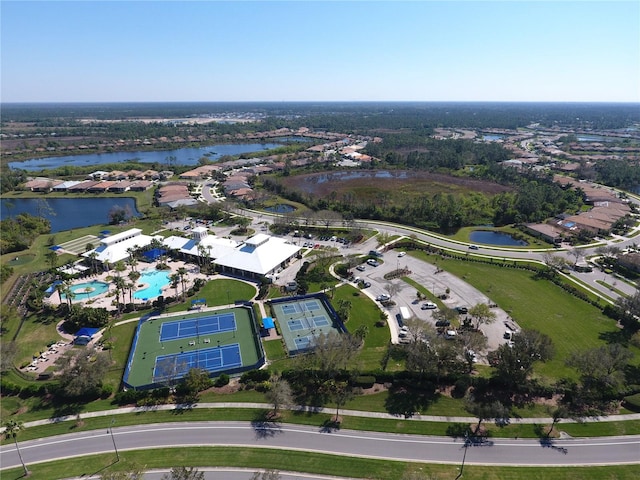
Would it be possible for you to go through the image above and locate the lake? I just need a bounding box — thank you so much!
[1,197,140,232]
[8,142,284,171]
[469,230,528,246]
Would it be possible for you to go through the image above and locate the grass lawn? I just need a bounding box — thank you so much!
[412,251,640,380]
[3,441,640,480]
[332,284,391,370]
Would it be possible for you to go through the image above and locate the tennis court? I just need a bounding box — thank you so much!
[160,313,236,341]
[270,293,345,355]
[153,344,242,381]
[287,315,331,332]
[123,306,265,390]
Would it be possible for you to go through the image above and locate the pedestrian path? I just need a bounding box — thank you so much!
[9,402,640,432]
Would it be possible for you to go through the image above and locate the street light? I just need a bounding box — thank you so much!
[109,417,120,462]
[456,431,469,480]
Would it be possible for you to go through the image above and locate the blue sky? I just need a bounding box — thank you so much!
[1,1,639,103]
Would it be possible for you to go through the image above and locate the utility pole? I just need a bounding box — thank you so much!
[109,417,120,462]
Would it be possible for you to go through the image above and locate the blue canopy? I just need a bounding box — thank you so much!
[75,327,100,338]
[262,317,275,329]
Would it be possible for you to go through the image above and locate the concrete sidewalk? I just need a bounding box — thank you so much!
[11,402,640,432]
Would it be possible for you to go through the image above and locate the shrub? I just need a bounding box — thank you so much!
[452,377,472,398]
[19,383,41,398]
[100,384,114,399]
[0,380,21,396]
[214,373,230,387]
[353,375,375,389]
[240,369,270,384]
[623,393,640,411]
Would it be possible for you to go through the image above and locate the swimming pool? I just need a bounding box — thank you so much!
[63,280,110,299]
[134,269,171,300]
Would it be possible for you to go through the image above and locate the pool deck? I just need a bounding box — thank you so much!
[45,259,210,310]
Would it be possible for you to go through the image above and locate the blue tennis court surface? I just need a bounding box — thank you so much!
[153,344,242,381]
[160,313,236,341]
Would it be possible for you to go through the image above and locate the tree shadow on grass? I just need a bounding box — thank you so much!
[384,380,438,418]
[50,400,85,419]
[446,422,471,439]
[251,410,283,439]
[85,458,120,479]
[599,329,633,347]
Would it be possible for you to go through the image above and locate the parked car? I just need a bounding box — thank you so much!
[455,306,468,314]
[362,281,371,288]
[356,265,366,271]
[398,251,406,257]
[421,302,437,310]
[435,320,451,327]
[367,259,380,267]
[376,294,391,302]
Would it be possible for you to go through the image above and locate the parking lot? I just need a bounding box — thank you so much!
[160,218,515,359]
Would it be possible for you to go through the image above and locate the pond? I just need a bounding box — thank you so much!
[469,230,528,247]
[482,134,503,141]
[8,141,285,171]
[0,197,140,233]
[264,204,297,213]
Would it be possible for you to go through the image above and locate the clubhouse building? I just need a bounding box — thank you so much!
[86,227,301,279]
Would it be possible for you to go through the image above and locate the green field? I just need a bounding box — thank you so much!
[412,251,640,379]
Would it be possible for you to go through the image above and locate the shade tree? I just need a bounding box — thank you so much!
[487,329,554,390]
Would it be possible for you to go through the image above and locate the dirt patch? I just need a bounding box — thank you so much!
[359,383,389,395]
[207,377,241,395]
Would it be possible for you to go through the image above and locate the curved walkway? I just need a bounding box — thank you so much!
[9,402,640,433]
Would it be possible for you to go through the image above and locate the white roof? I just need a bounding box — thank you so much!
[52,180,82,189]
[177,235,240,259]
[84,229,160,264]
[161,232,301,276]
[215,235,300,275]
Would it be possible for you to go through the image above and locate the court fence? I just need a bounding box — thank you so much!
[122,305,265,391]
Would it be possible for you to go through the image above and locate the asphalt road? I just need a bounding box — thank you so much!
[2,422,639,472]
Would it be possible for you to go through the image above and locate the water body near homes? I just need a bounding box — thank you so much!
[469,230,528,246]
[7,141,286,171]
[0,197,140,232]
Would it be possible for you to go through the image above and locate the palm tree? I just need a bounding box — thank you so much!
[87,250,99,275]
[61,282,75,308]
[4,419,28,475]
[169,273,180,300]
[128,270,141,303]
[176,267,188,301]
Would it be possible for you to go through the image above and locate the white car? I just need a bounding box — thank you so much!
[398,251,406,257]
[376,294,390,302]
[421,302,437,310]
